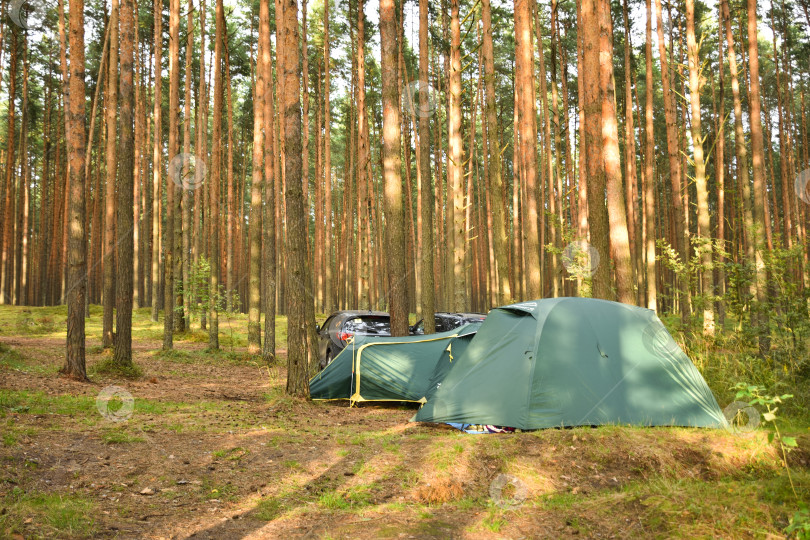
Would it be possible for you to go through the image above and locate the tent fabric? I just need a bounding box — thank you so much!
[309,323,482,404]
[413,298,727,430]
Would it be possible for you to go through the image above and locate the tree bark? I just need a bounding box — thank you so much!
[133,30,143,309]
[746,0,770,354]
[182,0,194,322]
[225,36,235,316]
[655,0,689,319]
[102,0,119,347]
[196,0,208,330]
[581,0,611,300]
[476,0,502,305]
[622,0,639,293]
[0,29,18,304]
[323,0,333,314]
[720,0,756,295]
[686,0,714,334]
[17,43,29,306]
[600,0,634,304]
[644,0,657,311]
[419,0,436,332]
[448,0,466,310]
[280,0,310,397]
[114,0,136,368]
[150,0,163,323]
[63,0,88,380]
[381,0,407,335]
[248,0,266,354]
[209,0,224,349]
[261,0,276,363]
[163,0,181,346]
[356,0,370,310]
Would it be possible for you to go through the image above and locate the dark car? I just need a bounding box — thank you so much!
[316,311,393,370]
[412,312,488,334]
[434,312,487,332]
[317,310,487,369]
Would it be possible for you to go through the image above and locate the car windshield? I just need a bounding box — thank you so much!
[343,317,391,335]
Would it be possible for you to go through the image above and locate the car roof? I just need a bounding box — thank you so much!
[331,310,390,318]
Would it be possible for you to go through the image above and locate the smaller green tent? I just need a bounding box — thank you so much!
[309,323,481,405]
[413,298,727,430]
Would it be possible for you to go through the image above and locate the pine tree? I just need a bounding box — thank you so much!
[114,0,137,368]
[280,0,310,397]
[102,0,119,348]
[63,0,88,380]
[381,0,407,336]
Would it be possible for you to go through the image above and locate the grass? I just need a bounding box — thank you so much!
[92,356,144,378]
[0,488,96,536]
[0,389,97,416]
[318,490,350,510]
[316,484,374,511]
[540,492,579,509]
[212,447,250,461]
[0,388,268,437]
[101,428,145,444]
[201,479,238,501]
[481,507,507,533]
[254,496,287,520]
[2,432,17,446]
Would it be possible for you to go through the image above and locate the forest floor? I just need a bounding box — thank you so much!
[0,305,808,539]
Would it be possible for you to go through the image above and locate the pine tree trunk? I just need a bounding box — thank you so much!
[447,0,465,310]
[535,5,553,295]
[114,0,136,367]
[380,0,408,335]
[419,0,436,331]
[575,2,589,286]
[644,0,657,311]
[686,0,714,334]
[63,0,88,380]
[133,33,142,309]
[746,0,771,354]
[103,0,119,347]
[248,0,266,354]
[18,45,29,306]
[225,39,235,316]
[581,0,611,300]
[209,0,224,349]
[163,0,181,346]
[39,82,53,306]
[150,0,163,323]
[279,0,309,397]
[261,0,276,362]
[196,0,208,330]
[314,65,324,313]
[720,0,757,309]
[323,0,332,314]
[549,0,564,298]
[600,1,634,304]
[182,0,194,322]
[622,0,639,296]
[713,19,726,326]
[0,29,17,304]
[655,0,689,320]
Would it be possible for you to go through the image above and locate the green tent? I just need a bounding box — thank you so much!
[413,298,727,430]
[309,323,481,404]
